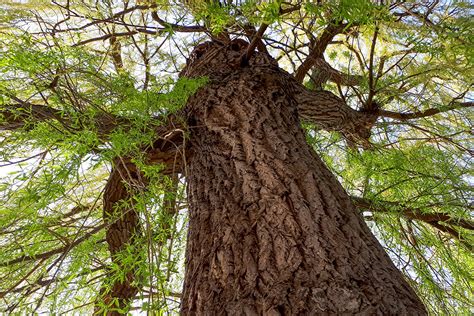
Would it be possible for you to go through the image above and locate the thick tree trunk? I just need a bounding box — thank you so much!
[181,56,426,314]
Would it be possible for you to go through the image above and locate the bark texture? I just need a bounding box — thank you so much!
[292,86,377,144]
[96,161,143,315]
[95,118,185,314]
[180,41,426,315]
[181,39,376,145]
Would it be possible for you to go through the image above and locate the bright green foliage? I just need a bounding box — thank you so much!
[0,8,202,312]
[0,0,473,314]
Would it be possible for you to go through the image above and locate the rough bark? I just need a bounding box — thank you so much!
[180,41,427,315]
[307,57,363,87]
[90,113,184,314]
[96,161,143,315]
[181,39,376,145]
[292,86,377,143]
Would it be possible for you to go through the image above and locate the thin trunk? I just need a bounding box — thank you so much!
[94,120,184,314]
[181,61,426,314]
[95,161,142,315]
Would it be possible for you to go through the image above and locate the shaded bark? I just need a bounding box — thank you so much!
[95,124,184,314]
[181,40,376,145]
[180,41,426,314]
[294,22,350,83]
[96,161,143,315]
[292,86,377,143]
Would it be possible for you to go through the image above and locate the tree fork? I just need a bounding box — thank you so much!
[180,41,427,314]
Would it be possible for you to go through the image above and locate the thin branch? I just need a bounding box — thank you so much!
[366,25,379,110]
[0,265,105,297]
[0,224,106,267]
[241,23,268,66]
[376,102,473,121]
[150,11,206,33]
[72,31,148,47]
[352,196,474,231]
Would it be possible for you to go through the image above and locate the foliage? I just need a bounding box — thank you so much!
[0,0,472,314]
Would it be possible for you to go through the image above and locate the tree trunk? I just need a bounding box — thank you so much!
[96,161,142,315]
[181,55,426,314]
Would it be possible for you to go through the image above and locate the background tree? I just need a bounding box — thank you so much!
[0,0,472,314]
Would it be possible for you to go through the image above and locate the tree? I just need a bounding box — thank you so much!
[0,0,472,314]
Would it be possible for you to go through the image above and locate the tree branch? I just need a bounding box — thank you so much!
[150,11,206,33]
[72,31,146,47]
[376,102,473,121]
[1,102,66,131]
[366,25,379,110]
[241,23,269,66]
[291,83,376,143]
[0,265,105,298]
[242,24,269,54]
[241,2,300,65]
[0,99,122,137]
[1,98,186,175]
[96,148,183,313]
[294,22,350,83]
[352,196,474,231]
[309,57,363,87]
[109,36,124,72]
[96,160,143,314]
[0,224,105,267]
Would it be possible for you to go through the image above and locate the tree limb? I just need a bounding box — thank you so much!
[109,36,124,72]
[294,22,350,83]
[95,150,183,313]
[0,224,105,267]
[308,57,363,87]
[150,11,206,33]
[376,102,473,121]
[241,3,300,64]
[0,100,121,137]
[1,98,186,175]
[241,23,269,66]
[1,102,66,131]
[96,161,143,314]
[291,83,376,143]
[242,24,269,55]
[352,196,474,233]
